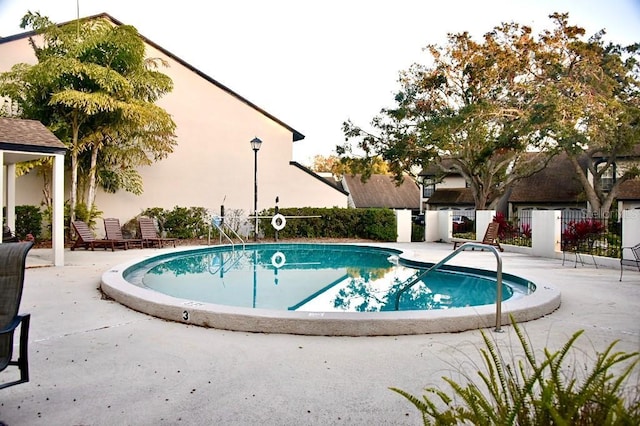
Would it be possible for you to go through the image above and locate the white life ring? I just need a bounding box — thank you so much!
[271,213,286,231]
[271,251,286,268]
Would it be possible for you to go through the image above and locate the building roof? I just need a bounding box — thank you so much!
[509,153,587,203]
[342,174,420,209]
[0,13,305,143]
[0,117,67,155]
[426,188,475,206]
[617,178,640,200]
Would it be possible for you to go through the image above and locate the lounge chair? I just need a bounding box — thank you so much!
[0,241,33,389]
[620,243,640,281]
[138,217,176,248]
[453,221,503,252]
[103,218,143,249]
[70,220,126,251]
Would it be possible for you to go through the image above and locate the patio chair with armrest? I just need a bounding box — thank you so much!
[0,241,33,389]
[103,218,143,249]
[453,221,503,252]
[71,220,126,251]
[138,217,176,248]
[2,225,19,243]
[620,243,640,281]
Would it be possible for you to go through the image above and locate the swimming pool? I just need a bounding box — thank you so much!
[101,243,561,336]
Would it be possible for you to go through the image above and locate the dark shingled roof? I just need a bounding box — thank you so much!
[343,174,420,209]
[426,188,475,206]
[0,117,67,154]
[618,178,640,200]
[509,153,587,203]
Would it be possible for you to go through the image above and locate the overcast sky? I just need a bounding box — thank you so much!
[1,0,639,164]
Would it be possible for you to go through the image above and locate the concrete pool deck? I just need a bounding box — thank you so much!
[1,242,639,425]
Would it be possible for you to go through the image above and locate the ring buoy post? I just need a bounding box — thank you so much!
[271,214,286,231]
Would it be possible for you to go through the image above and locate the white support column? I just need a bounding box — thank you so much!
[424,211,440,242]
[475,210,496,242]
[622,209,640,249]
[395,209,411,242]
[52,153,65,266]
[532,210,561,257]
[439,210,453,242]
[6,163,16,231]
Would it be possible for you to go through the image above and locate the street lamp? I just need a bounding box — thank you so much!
[250,137,262,241]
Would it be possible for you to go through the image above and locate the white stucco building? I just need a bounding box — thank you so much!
[0,13,348,232]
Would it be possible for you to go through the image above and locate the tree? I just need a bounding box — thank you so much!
[310,154,389,178]
[532,13,640,214]
[339,14,639,212]
[340,20,553,210]
[0,12,177,221]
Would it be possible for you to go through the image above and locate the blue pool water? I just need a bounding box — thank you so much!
[123,243,533,312]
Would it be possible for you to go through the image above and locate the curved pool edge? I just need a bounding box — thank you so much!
[100,245,562,336]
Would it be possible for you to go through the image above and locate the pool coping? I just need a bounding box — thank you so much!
[100,244,562,336]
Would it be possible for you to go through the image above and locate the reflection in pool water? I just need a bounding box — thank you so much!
[124,244,528,312]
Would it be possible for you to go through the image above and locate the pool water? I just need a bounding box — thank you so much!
[123,244,527,312]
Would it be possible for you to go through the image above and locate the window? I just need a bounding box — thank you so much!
[599,164,616,192]
[422,177,436,198]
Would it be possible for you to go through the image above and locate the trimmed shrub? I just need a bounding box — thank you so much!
[260,207,396,241]
[15,205,43,240]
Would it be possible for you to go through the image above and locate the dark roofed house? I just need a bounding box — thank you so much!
[509,153,588,208]
[341,174,420,210]
[425,188,474,209]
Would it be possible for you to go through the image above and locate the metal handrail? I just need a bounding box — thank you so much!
[209,216,246,251]
[395,242,504,332]
[221,223,245,250]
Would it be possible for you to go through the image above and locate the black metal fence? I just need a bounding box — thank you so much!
[496,211,533,247]
[560,210,622,258]
[497,209,622,257]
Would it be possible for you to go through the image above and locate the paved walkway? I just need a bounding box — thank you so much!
[1,242,639,425]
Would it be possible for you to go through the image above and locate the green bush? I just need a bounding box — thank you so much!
[412,223,425,242]
[163,206,209,239]
[259,207,396,241]
[15,205,42,240]
[140,206,210,239]
[391,318,640,425]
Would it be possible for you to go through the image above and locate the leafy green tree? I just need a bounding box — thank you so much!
[340,20,551,209]
[339,14,639,212]
[0,12,177,221]
[310,154,389,178]
[532,13,640,214]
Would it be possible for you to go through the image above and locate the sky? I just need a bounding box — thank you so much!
[1,1,639,165]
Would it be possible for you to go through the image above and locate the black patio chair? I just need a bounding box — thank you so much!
[2,225,19,243]
[0,241,33,389]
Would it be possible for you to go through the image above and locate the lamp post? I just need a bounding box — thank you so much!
[250,137,262,241]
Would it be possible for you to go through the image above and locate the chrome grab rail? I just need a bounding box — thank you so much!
[395,242,504,332]
[209,216,246,251]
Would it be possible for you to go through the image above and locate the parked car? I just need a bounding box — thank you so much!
[412,213,425,226]
[452,215,473,233]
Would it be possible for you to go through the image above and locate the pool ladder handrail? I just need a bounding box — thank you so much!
[395,242,504,332]
[210,216,245,251]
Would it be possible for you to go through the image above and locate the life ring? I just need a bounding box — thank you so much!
[271,213,286,231]
[271,251,286,268]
